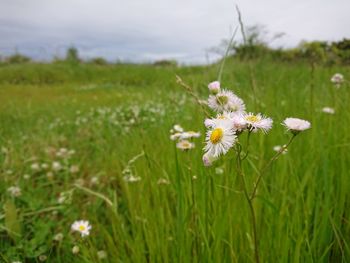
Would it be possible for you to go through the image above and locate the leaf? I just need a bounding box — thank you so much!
[3,200,21,243]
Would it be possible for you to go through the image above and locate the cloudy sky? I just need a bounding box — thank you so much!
[0,0,349,64]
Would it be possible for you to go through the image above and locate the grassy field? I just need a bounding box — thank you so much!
[0,59,349,262]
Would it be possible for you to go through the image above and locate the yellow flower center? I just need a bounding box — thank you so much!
[217,115,226,119]
[79,225,86,231]
[216,95,228,105]
[210,128,223,144]
[245,115,259,123]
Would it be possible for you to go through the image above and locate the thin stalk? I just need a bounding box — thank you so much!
[217,26,238,82]
[236,5,258,111]
[236,144,260,263]
[250,134,296,200]
[176,75,211,118]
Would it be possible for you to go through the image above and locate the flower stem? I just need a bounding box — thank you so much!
[236,144,260,263]
[249,134,296,200]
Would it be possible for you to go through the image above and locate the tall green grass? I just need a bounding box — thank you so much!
[0,60,349,262]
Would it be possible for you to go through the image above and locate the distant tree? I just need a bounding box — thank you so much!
[65,46,80,63]
[88,57,108,65]
[5,53,31,64]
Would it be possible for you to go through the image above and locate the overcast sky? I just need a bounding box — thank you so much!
[0,0,349,64]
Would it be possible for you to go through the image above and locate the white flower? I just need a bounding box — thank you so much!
[331,73,344,85]
[70,165,79,174]
[41,163,49,170]
[273,145,288,154]
[53,233,64,242]
[97,250,107,259]
[208,81,220,94]
[90,176,99,185]
[71,220,92,237]
[176,140,195,150]
[123,174,141,183]
[204,111,236,129]
[208,89,245,113]
[173,124,183,133]
[72,245,80,254]
[231,113,248,131]
[157,178,170,185]
[282,117,311,133]
[23,174,30,180]
[322,107,335,114]
[52,161,62,171]
[204,120,236,157]
[31,163,40,171]
[179,131,201,139]
[7,186,21,197]
[202,153,218,167]
[170,132,182,141]
[38,255,47,262]
[244,113,273,133]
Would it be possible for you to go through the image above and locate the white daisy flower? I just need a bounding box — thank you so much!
[282,117,311,133]
[72,245,80,254]
[176,140,195,150]
[204,111,236,129]
[179,131,201,139]
[7,186,22,197]
[31,163,40,171]
[322,107,335,114]
[123,174,141,183]
[173,124,184,133]
[97,250,107,259]
[70,165,79,174]
[231,113,248,131]
[331,73,344,86]
[202,153,218,167]
[204,121,236,157]
[157,178,170,185]
[244,113,273,133]
[208,89,245,113]
[53,233,64,242]
[71,220,92,237]
[170,132,182,141]
[41,163,49,170]
[52,161,62,171]
[208,81,220,95]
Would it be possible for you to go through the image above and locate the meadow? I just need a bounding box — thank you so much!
[0,59,349,262]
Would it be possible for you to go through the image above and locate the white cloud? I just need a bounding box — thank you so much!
[0,0,349,63]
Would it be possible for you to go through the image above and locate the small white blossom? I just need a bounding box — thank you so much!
[322,107,335,114]
[282,118,311,133]
[97,250,107,259]
[72,245,80,254]
[331,73,344,87]
[71,220,92,237]
[7,186,22,197]
[52,161,62,171]
[176,140,195,151]
[53,233,64,242]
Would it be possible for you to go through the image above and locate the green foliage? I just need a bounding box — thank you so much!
[65,46,80,64]
[5,53,31,64]
[0,60,349,262]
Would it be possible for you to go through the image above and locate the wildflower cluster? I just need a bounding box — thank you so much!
[170,124,200,151]
[203,81,273,164]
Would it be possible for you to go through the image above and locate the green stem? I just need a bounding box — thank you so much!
[236,144,260,263]
[250,134,296,200]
